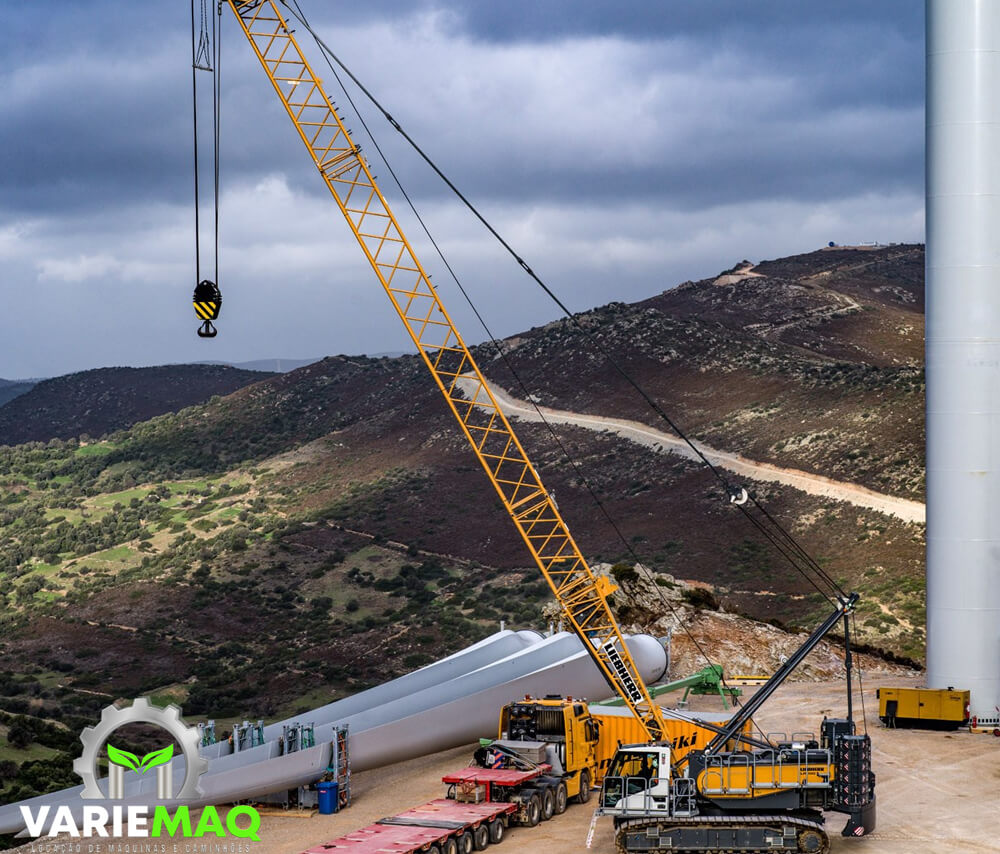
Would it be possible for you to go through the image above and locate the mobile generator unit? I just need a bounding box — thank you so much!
[877,686,970,729]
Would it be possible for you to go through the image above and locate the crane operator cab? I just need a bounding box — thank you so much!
[600,744,673,816]
[193,279,222,338]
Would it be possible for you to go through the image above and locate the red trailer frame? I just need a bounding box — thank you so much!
[302,799,517,853]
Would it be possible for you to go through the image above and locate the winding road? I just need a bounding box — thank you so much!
[456,376,925,525]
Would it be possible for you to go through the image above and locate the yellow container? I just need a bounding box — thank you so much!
[877,686,969,729]
[590,705,746,780]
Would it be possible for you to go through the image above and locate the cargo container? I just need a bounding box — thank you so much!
[877,687,970,729]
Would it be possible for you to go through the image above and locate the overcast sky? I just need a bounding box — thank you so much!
[0,1,923,379]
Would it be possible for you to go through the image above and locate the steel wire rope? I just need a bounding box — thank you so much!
[281,5,858,746]
[282,3,849,737]
[189,0,204,283]
[277,1,847,609]
[213,3,222,288]
[284,0,744,703]
[190,0,222,291]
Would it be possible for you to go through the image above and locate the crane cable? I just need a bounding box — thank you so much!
[276,2,847,608]
[190,0,223,338]
[279,4,853,617]
[282,6,866,748]
[284,1,760,713]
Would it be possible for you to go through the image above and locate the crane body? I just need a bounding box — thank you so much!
[221,4,876,851]
[599,594,875,853]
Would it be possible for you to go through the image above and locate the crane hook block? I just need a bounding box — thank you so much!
[729,486,749,506]
[193,279,222,338]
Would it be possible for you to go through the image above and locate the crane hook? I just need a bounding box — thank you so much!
[729,486,749,506]
[193,279,222,338]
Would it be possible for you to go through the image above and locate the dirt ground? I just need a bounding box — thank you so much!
[14,675,1000,854]
[248,675,1000,853]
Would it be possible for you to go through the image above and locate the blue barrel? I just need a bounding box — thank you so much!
[316,781,338,815]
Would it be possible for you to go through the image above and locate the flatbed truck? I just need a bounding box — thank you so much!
[302,799,517,854]
[301,764,559,853]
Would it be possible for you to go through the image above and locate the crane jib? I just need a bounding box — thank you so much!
[223,0,670,739]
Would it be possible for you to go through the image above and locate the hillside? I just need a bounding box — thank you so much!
[489,245,924,501]
[0,381,34,409]
[0,365,275,447]
[0,245,926,810]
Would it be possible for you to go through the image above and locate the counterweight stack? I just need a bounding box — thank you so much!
[926,0,1000,726]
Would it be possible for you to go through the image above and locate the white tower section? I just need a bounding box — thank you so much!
[926,0,1000,725]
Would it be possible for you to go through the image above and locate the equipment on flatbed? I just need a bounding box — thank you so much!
[877,686,970,730]
[599,665,742,709]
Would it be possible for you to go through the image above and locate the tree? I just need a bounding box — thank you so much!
[7,717,35,750]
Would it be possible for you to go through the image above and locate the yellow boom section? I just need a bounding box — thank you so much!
[226,0,668,740]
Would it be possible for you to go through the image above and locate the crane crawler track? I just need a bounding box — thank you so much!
[614,813,829,854]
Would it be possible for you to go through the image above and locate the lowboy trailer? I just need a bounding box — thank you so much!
[303,799,517,854]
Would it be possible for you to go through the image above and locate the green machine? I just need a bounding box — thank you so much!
[600,665,742,709]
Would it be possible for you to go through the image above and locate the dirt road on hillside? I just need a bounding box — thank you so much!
[456,376,925,525]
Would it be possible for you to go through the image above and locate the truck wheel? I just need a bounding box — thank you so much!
[574,770,591,804]
[456,831,474,854]
[539,786,555,820]
[522,793,541,827]
[442,838,459,854]
[426,847,442,854]
[553,781,568,815]
[472,825,490,850]
[488,819,505,844]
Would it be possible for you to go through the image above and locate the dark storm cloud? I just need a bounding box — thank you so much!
[2,1,923,212]
[1,1,924,377]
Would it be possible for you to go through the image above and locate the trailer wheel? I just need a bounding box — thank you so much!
[456,831,474,854]
[488,818,505,844]
[472,824,490,850]
[539,786,555,821]
[442,838,459,854]
[553,781,568,815]
[425,846,441,854]
[574,770,591,804]
[521,793,541,827]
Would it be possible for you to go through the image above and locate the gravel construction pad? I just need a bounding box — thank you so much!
[10,675,999,853]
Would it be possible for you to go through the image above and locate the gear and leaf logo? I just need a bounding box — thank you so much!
[107,743,174,774]
[74,698,208,800]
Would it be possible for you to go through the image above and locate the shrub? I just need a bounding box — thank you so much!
[681,587,720,611]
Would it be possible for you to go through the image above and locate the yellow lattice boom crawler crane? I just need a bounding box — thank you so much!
[221,4,877,851]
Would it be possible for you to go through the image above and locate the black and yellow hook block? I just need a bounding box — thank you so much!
[193,279,222,338]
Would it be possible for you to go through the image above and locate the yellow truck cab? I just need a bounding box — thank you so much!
[498,695,599,801]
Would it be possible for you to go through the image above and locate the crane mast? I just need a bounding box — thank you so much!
[224,0,669,740]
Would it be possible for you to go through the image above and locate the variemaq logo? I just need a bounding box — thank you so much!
[19,698,261,842]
